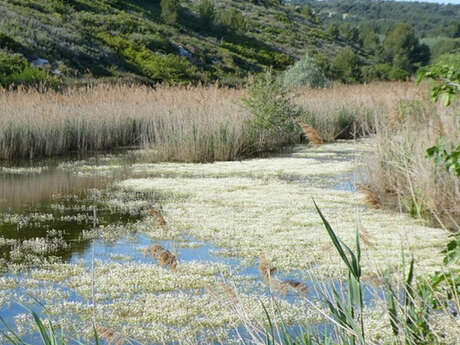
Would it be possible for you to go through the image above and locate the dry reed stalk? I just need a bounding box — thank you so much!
[258,254,307,295]
[95,326,126,345]
[144,244,177,272]
[146,208,167,231]
[359,225,376,249]
[277,280,309,295]
[220,282,239,306]
[298,123,324,146]
[356,183,381,209]
[206,283,239,307]
[0,84,249,162]
[258,254,276,282]
[143,244,163,258]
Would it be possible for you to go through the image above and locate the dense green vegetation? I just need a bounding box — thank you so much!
[0,0,459,87]
[0,0,352,87]
[297,0,460,38]
[287,0,459,82]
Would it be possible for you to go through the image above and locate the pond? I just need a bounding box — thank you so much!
[0,140,449,344]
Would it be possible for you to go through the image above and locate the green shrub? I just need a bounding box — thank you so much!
[430,37,460,61]
[0,53,59,89]
[282,53,328,89]
[217,9,247,34]
[388,66,409,81]
[97,33,196,83]
[434,53,460,69]
[243,70,303,153]
[220,42,292,70]
[161,0,181,25]
[0,53,28,76]
[0,33,22,52]
[361,63,392,82]
[198,0,215,28]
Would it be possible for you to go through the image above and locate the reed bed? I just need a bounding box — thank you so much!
[366,96,460,230]
[292,82,422,141]
[0,85,250,162]
[0,82,418,162]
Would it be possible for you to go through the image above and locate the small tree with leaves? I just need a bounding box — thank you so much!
[418,61,460,176]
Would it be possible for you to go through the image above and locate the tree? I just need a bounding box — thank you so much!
[339,23,361,45]
[446,20,460,38]
[333,47,362,83]
[327,24,339,39]
[161,0,181,25]
[383,23,430,72]
[361,29,381,55]
[217,9,247,34]
[418,62,460,176]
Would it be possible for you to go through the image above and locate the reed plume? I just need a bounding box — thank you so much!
[95,326,126,345]
[356,183,381,209]
[144,244,177,272]
[359,225,376,249]
[258,253,276,282]
[146,208,167,231]
[298,123,324,146]
[276,279,309,296]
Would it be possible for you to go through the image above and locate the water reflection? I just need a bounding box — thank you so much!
[0,154,146,268]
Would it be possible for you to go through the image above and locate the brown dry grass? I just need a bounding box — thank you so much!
[0,81,417,162]
[144,244,177,272]
[146,208,167,231]
[258,254,276,282]
[365,92,460,230]
[0,84,249,162]
[95,326,127,345]
[293,82,421,141]
[258,253,309,296]
[355,183,381,209]
[298,123,323,145]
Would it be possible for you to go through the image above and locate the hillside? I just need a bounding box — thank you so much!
[0,0,355,86]
[296,0,460,38]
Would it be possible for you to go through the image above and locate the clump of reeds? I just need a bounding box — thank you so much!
[365,95,460,230]
[144,244,177,272]
[358,224,376,249]
[356,183,381,209]
[95,326,127,345]
[298,123,323,146]
[146,207,167,232]
[293,82,421,141]
[258,253,309,296]
[258,253,277,282]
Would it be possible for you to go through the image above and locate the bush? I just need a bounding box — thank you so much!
[431,37,460,61]
[199,0,215,28]
[243,70,303,153]
[434,53,460,69]
[217,9,247,34]
[161,0,181,25]
[97,33,196,83]
[361,63,392,82]
[282,53,329,89]
[0,53,59,89]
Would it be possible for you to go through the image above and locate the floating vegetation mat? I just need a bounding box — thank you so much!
[0,140,452,344]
